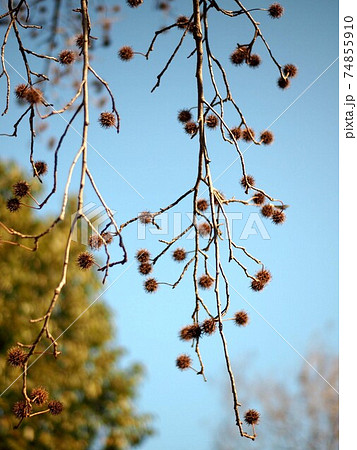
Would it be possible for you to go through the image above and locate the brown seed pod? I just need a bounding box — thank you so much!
[172,248,186,262]
[250,279,265,292]
[230,47,248,65]
[231,127,241,140]
[272,209,286,224]
[59,50,76,65]
[176,15,189,29]
[198,274,214,290]
[25,87,43,104]
[6,198,21,213]
[240,175,255,190]
[234,310,249,326]
[15,83,28,99]
[99,112,116,128]
[179,324,201,341]
[261,204,274,218]
[136,248,150,263]
[277,77,290,90]
[176,354,192,370]
[48,400,63,415]
[88,234,103,250]
[7,347,26,367]
[127,0,143,7]
[30,387,49,405]
[197,198,209,212]
[244,409,260,425]
[34,161,48,176]
[283,64,298,78]
[247,54,261,68]
[138,262,153,275]
[242,128,255,142]
[198,222,211,237]
[205,114,219,129]
[118,46,134,61]
[260,130,274,145]
[77,252,95,270]
[12,181,30,198]
[144,277,158,293]
[201,318,217,335]
[177,109,192,123]
[184,121,198,135]
[256,269,272,284]
[139,211,153,224]
[76,34,92,49]
[268,3,284,18]
[12,401,32,418]
[252,192,265,205]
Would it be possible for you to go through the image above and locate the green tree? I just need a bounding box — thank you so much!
[0,161,153,449]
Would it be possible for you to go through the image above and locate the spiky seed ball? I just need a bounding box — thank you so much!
[173,248,186,262]
[34,161,48,176]
[77,252,95,270]
[234,310,249,326]
[177,109,192,123]
[118,46,134,61]
[144,277,158,293]
[88,234,103,250]
[277,77,290,89]
[12,181,30,198]
[158,2,170,11]
[139,211,153,224]
[250,279,265,292]
[99,112,116,128]
[127,0,143,7]
[268,3,284,18]
[25,87,43,104]
[30,387,49,405]
[59,50,76,65]
[256,269,272,284]
[242,128,255,142]
[176,15,189,29]
[48,400,63,415]
[283,64,298,78]
[76,34,86,49]
[7,347,26,367]
[6,198,21,213]
[240,175,255,190]
[12,401,31,418]
[272,209,286,224]
[247,54,261,68]
[176,354,191,370]
[198,274,214,290]
[261,204,274,218]
[206,114,219,129]
[244,409,260,425]
[184,121,198,135]
[201,318,216,335]
[101,232,113,244]
[198,222,211,237]
[231,127,241,140]
[179,324,201,341]
[260,130,274,145]
[230,47,248,65]
[252,192,265,205]
[197,199,209,212]
[139,262,153,275]
[15,84,28,99]
[136,248,150,263]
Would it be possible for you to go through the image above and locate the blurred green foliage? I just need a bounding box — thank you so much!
[0,161,153,449]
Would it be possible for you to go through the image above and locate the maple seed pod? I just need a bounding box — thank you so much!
[30,387,49,405]
[7,346,26,367]
[88,234,103,250]
[268,3,284,19]
[250,279,265,292]
[172,248,186,262]
[59,50,76,65]
[244,409,260,425]
[252,192,265,206]
[201,318,216,335]
[25,87,43,105]
[198,274,214,290]
[277,76,290,90]
[272,209,286,224]
[176,15,190,29]
[136,248,150,263]
[12,401,32,419]
[197,198,209,212]
[283,64,298,78]
[99,112,116,128]
[260,130,274,145]
[144,277,158,293]
[205,114,219,129]
[127,0,143,8]
[198,222,211,237]
[13,181,30,198]
[48,400,64,415]
[176,354,192,370]
[240,175,255,190]
[247,54,261,68]
[177,109,192,123]
[34,161,48,176]
[234,310,249,326]
[118,46,134,61]
[256,269,272,284]
[77,252,95,270]
[179,324,202,341]
[261,204,274,218]
[242,128,255,142]
[230,47,248,65]
[6,198,21,213]
[139,262,153,275]
[231,127,241,140]
[15,83,28,99]
[184,121,198,135]
[139,211,153,224]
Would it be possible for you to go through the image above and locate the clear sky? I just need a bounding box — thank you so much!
[0,1,338,448]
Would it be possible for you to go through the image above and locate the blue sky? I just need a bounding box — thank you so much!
[0,1,338,448]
